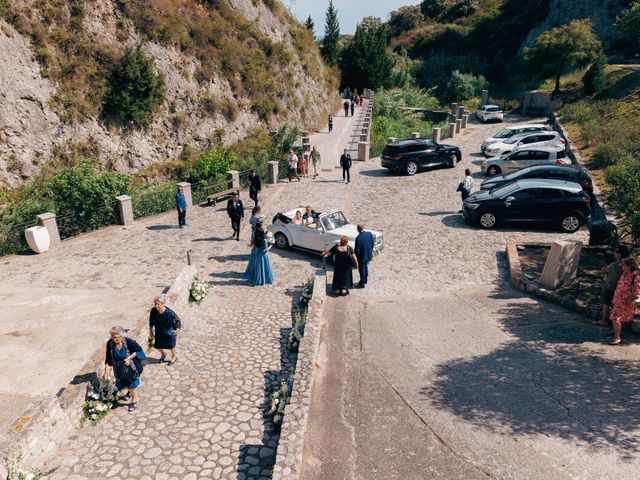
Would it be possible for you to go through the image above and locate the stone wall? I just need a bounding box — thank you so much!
[272,269,327,479]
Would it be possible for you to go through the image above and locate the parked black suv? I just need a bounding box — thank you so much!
[381,139,462,176]
[463,179,591,233]
[480,165,593,193]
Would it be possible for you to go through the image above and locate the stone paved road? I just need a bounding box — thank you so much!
[300,115,640,479]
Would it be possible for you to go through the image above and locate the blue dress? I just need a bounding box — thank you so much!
[113,344,145,390]
[241,239,275,286]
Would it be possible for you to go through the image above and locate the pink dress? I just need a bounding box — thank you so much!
[610,271,640,323]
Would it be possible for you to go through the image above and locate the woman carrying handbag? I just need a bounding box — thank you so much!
[103,326,146,411]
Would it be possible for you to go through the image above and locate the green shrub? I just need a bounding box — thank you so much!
[103,46,166,127]
[605,156,640,215]
[582,55,606,95]
[446,69,487,102]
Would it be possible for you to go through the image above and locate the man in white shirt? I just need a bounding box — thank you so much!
[459,168,474,212]
[287,150,300,182]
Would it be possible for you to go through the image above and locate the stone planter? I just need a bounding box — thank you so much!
[25,226,50,254]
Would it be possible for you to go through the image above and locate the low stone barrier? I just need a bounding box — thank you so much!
[0,265,197,472]
[272,269,327,479]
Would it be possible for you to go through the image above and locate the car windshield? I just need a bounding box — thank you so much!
[489,182,521,197]
[494,128,513,139]
[504,135,525,144]
[501,169,525,180]
[321,211,349,231]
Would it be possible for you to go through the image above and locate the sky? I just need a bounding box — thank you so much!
[289,0,421,36]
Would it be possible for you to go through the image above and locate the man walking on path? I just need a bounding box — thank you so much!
[248,169,261,207]
[459,168,474,213]
[340,149,352,183]
[287,149,300,182]
[343,100,350,116]
[310,146,321,179]
[355,224,374,288]
[226,192,244,241]
[350,100,355,116]
[328,115,333,133]
[176,185,187,228]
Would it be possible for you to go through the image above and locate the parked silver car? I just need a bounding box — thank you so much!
[481,146,571,176]
[483,131,564,157]
[481,124,549,153]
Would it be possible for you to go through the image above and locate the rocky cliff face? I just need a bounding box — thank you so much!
[0,0,333,187]
[522,0,627,50]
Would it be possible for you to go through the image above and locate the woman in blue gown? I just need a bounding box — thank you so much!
[103,326,146,412]
[241,223,275,286]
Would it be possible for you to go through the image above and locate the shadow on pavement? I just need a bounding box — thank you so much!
[146,225,175,231]
[425,290,640,456]
[192,236,229,242]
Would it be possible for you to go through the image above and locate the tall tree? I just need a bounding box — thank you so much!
[616,0,640,48]
[420,0,446,20]
[321,0,340,66]
[524,20,602,94]
[304,15,315,35]
[339,18,394,90]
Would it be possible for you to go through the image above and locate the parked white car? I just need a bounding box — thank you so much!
[481,124,549,153]
[481,146,571,176]
[267,208,384,255]
[476,104,504,123]
[483,131,564,157]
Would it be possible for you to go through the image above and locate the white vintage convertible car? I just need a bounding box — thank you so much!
[267,208,384,255]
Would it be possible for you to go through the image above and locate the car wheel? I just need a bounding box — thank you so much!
[479,211,498,229]
[275,232,290,249]
[448,154,457,168]
[405,161,418,176]
[487,165,501,176]
[559,213,582,233]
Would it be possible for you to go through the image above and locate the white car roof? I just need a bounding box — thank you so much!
[515,179,582,192]
[482,104,500,108]
[501,124,547,130]
[510,145,565,153]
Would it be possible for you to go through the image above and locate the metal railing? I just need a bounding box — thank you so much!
[0,219,37,256]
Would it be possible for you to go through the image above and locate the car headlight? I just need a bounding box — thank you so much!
[487,148,499,154]
[464,202,480,210]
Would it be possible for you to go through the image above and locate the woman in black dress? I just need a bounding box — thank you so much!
[322,235,358,296]
[148,295,182,365]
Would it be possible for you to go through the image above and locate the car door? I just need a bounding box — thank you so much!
[533,133,557,147]
[502,150,533,172]
[516,135,540,150]
[537,188,566,221]
[420,142,441,166]
[300,222,327,252]
[504,188,539,220]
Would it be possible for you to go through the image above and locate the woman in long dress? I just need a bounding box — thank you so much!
[103,326,145,412]
[148,295,182,365]
[241,223,275,286]
[609,257,640,345]
[322,235,358,296]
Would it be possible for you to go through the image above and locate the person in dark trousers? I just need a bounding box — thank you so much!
[458,168,474,213]
[354,224,374,288]
[350,100,355,116]
[598,245,629,326]
[176,185,187,228]
[328,115,333,133]
[248,169,261,207]
[340,149,352,183]
[226,192,244,241]
[343,100,350,116]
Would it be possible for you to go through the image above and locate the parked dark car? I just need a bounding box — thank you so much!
[480,165,593,193]
[381,139,462,176]
[463,179,591,233]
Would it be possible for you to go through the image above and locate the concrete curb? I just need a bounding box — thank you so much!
[272,269,327,480]
[1,265,197,471]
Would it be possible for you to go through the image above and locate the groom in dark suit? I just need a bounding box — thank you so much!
[354,224,374,288]
[226,192,244,241]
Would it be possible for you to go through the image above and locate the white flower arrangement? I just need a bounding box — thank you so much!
[287,308,307,352]
[268,375,293,426]
[299,278,314,305]
[190,277,210,303]
[265,231,276,245]
[258,214,267,223]
[5,453,56,480]
[81,366,117,425]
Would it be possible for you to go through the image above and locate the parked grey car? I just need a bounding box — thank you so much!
[481,124,549,153]
[481,146,571,176]
[483,131,564,157]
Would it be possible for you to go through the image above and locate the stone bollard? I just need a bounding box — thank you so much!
[481,89,489,106]
[363,121,370,129]
[455,119,462,134]
[177,181,193,207]
[450,102,458,116]
[457,106,465,119]
[226,170,240,190]
[411,132,420,139]
[267,161,279,185]
[36,212,61,246]
[387,137,397,144]
[432,127,441,143]
[448,123,455,138]
[362,128,369,136]
[461,114,469,129]
[357,141,370,162]
[115,195,134,226]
